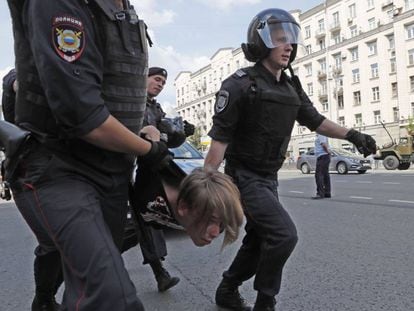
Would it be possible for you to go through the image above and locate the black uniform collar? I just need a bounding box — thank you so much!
[254,62,287,85]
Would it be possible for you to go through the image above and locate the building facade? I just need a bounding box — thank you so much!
[175,0,414,156]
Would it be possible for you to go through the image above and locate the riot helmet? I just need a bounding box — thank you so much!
[241,8,303,63]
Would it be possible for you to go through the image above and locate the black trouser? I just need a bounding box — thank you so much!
[11,149,144,311]
[223,167,298,297]
[315,154,331,197]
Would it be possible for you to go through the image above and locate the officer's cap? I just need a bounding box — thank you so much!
[148,67,168,79]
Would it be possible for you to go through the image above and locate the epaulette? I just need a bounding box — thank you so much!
[233,69,247,79]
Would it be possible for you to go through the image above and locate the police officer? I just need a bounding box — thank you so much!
[204,8,377,311]
[123,67,194,292]
[2,68,64,311]
[7,1,171,310]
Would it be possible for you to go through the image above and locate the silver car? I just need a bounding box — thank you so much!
[296,148,372,174]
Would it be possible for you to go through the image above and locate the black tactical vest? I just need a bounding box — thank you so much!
[9,0,148,175]
[226,67,301,175]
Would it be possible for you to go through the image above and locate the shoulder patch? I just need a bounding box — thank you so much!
[215,90,230,114]
[233,69,247,79]
[52,16,85,63]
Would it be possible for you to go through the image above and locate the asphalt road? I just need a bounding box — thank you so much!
[1,169,413,311]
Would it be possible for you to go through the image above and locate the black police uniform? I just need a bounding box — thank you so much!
[7,0,148,310]
[209,63,325,298]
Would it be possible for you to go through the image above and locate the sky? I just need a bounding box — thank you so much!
[0,0,323,113]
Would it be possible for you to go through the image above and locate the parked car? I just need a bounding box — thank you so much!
[296,148,372,174]
[169,141,204,174]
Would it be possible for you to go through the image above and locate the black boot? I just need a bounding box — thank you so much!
[31,296,60,311]
[252,292,276,311]
[215,278,252,311]
[149,260,180,292]
[32,252,63,311]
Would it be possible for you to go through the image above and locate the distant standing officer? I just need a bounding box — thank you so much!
[312,133,331,199]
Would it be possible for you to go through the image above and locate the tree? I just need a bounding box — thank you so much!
[406,116,414,136]
[187,126,202,150]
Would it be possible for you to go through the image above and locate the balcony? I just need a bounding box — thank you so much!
[317,70,327,80]
[318,90,328,100]
[315,28,326,38]
[333,87,343,96]
[329,22,341,33]
[381,0,393,9]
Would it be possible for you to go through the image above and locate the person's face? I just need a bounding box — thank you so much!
[147,74,166,98]
[177,202,223,247]
[264,29,294,69]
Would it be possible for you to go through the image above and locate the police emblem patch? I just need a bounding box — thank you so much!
[52,16,85,63]
[215,90,230,114]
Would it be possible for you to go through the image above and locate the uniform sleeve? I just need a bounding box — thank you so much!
[295,88,325,131]
[208,77,246,143]
[24,0,109,138]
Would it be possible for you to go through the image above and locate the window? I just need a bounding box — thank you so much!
[370,63,379,78]
[338,94,344,109]
[393,107,399,122]
[307,82,314,96]
[318,19,325,31]
[305,63,312,76]
[349,4,356,18]
[333,54,342,68]
[409,49,414,65]
[374,110,381,124]
[350,25,358,38]
[406,0,414,10]
[322,101,329,112]
[305,25,311,39]
[367,0,374,9]
[407,24,414,39]
[372,86,380,101]
[306,45,312,54]
[390,58,396,73]
[355,113,362,126]
[412,102,414,117]
[353,91,361,105]
[236,61,240,69]
[368,18,376,30]
[387,35,395,49]
[350,47,359,61]
[367,41,377,56]
[338,116,345,127]
[332,12,340,26]
[392,82,398,97]
[410,76,414,92]
[352,68,360,83]
[332,33,341,45]
[319,39,326,50]
[177,89,180,97]
[227,64,231,74]
[319,59,327,72]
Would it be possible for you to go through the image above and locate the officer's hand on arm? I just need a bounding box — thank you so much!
[183,120,195,137]
[345,129,377,157]
[140,125,160,142]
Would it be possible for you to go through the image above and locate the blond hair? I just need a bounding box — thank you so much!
[177,167,244,248]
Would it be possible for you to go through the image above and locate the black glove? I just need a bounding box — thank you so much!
[345,129,377,157]
[138,140,173,171]
[183,120,195,137]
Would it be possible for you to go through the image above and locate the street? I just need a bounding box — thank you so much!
[1,169,414,311]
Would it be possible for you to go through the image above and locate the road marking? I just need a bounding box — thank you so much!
[350,196,372,200]
[356,181,372,184]
[335,180,348,183]
[389,199,414,204]
[289,191,304,194]
[383,182,400,185]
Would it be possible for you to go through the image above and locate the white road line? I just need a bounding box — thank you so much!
[383,182,400,185]
[356,181,372,184]
[389,199,414,204]
[335,180,348,183]
[350,196,372,200]
[289,191,304,194]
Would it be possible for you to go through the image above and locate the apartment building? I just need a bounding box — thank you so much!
[175,0,414,156]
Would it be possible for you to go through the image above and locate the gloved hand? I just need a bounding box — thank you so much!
[183,120,195,137]
[138,140,173,170]
[345,129,377,157]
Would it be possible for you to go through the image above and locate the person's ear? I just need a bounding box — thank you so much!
[177,201,189,217]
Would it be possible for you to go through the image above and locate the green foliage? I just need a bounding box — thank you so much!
[187,126,202,150]
[406,117,414,135]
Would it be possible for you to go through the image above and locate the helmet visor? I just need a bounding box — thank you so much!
[257,22,303,49]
